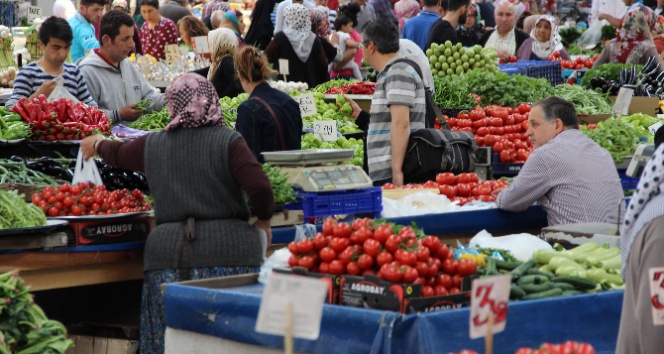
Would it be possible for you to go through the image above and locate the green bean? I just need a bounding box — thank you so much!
[553,84,613,114]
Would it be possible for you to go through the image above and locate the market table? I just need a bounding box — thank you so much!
[163,274,622,354]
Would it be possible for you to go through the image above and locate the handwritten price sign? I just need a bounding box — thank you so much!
[294,93,317,117]
[469,274,511,339]
[313,120,337,142]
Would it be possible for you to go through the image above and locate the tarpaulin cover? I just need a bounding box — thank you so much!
[164,282,622,354]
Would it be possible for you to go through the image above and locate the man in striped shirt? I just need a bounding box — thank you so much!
[5,17,96,110]
[494,97,624,226]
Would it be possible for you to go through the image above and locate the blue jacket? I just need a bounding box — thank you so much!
[236,82,303,163]
[402,11,441,52]
[68,12,100,63]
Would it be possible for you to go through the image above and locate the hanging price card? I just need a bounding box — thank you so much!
[313,120,337,142]
[469,274,511,339]
[192,36,209,54]
[613,87,634,115]
[164,44,180,65]
[294,93,317,117]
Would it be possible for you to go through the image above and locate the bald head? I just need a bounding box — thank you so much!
[495,0,516,35]
[211,10,225,28]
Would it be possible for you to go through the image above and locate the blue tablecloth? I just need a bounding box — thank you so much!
[164,281,621,354]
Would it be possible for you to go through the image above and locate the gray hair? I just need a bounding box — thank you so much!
[211,10,226,28]
[533,96,579,129]
[361,18,399,54]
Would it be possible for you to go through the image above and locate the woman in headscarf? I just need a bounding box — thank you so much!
[593,6,662,67]
[245,0,276,50]
[108,0,143,54]
[207,28,243,98]
[394,0,421,34]
[457,3,483,47]
[219,10,247,45]
[312,6,344,64]
[616,142,664,353]
[79,73,273,354]
[265,3,329,88]
[651,14,664,53]
[516,15,571,60]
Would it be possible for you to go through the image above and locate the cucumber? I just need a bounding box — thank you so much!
[522,287,564,300]
[517,275,549,286]
[485,257,499,276]
[510,283,526,300]
[520,282,553,294]
[526,268,555,280]
[495,259,522,271]
[551,282,576,291]
[562,290,583,296]
[511,259,537,279]
[552,276,597,290]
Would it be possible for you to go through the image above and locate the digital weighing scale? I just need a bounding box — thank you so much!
[262,149,374,192]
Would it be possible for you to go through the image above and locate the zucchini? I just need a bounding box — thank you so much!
[551,282,576,291]
[526,268,555,280]
[511,259,537,279]
[510,283,526,300]
[495,259,522,271]
[552,276,597,290]
[522,287,564,300]
[517,274,549,286]
[562,290,583,296]
[520,282,553,294]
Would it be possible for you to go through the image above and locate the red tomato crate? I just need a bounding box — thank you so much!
[290,187,383,219]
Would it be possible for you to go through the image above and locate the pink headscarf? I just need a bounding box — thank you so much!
[164,74,224,131]
[394,0,420,34]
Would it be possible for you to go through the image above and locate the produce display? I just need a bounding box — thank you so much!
[306,93,361,133]
[32,183,151,217]
[553,84,613,114]
[0,67,15,88]
[0,271,73,353]
[463,69,554,107]
[268,80,308,93]
[219,93,249,129]
[0,25,12,69]
[312,79,359,93]
[427,42,498,78]
[323,81,376,95]
[0,190,47,228]
[618,56,663,97]
[23,19,44,62]
[581,63,642,91]
[580,118,640,163]
[0,107,31,140]
[262,164,297,205]
[515,342,596,354]
[127,106,169,131]
[551,54,598,70]
[288,217,478,297]
[132,53,210,82]
[432,76,478,109]
[10,96,111,141]
[301,134,364,167]
[0,158,60,185]
[621,113,662,142]
[558,28,582,46]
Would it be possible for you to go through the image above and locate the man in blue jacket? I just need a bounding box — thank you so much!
[68,0,105,63]
[402,0,443,51]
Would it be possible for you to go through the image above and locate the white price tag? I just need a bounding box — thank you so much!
[28,6,41,22]
[649,121,663,135]
[294,93,317,117]
[278,59,290,75]
[192,36,209,54]
[469,274,511,339]
[164,44,180,65]
[313,120,337,142]
[613,87,634,115]
[255,272,327,340]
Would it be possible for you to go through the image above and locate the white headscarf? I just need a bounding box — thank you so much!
[207,28,239,81]
[531,15,563,59]
[282,4,316,62]
[621,144,664,277]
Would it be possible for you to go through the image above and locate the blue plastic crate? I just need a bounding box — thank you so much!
[492,153,524,177]
[292,187,383,219]
[618,170,640,191]
[499,60,562,86]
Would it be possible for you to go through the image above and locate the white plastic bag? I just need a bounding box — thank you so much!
[382,192,460,218]
[576,20,603,48]
[47,76,78,103]
[258,247,292,284]
[71,149,103,185]
[468,229,554,261]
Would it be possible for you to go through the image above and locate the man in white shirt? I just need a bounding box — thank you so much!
[53,0,76,20]
[274,0,316,33]
[591,0,628,26]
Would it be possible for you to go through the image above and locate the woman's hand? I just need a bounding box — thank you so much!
[344,95,362,119]
[80,135,105,160]
[254,219,272,249]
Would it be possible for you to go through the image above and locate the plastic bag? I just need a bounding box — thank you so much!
[294,223,317,241]
[71,149,103,185]
[258,247,292,284]
[468,229,553,261]
[47,76,79,103]
[382,192,460,218]
[576,20,603,48]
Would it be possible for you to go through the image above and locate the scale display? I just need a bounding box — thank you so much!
[282,165,373,191]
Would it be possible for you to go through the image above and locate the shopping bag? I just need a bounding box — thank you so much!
[47,76,79,103]
[576,20,602,48]
[71,149,103,185]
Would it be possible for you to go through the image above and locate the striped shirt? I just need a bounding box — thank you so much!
[367,56,426,182]
[496,129,625,226]
[202,0,231,20]
[5,62,96,109]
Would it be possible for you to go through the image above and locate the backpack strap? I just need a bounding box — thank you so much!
[251,96,287,151]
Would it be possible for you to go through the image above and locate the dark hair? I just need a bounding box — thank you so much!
[234,45,275,83]
[441,0,449,11]
[99,10,136,44]
[39,16,73,46]
[516,11,531,30]
[140,0,160,9]
[178,16,209,38]
[338,2,361,27]
[362,18,399,54]
[447,0,470,12]
[423,0,440,7]
[533,96,579,129]
[334,14,353,31]
[81,0,106,6]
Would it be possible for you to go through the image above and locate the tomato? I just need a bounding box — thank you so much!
[516,148,530,161]
[333,222,352,238]
[379,264,403,282]
[505,115,515,126]
[297,239,314,254]
[363,238,381,257]
[421,285,435,297]
[456,183,472,197]
[442,258,457,275]
[457,112,470,120]
[435,172,456,185]
[318,262,330,274]
[433,285,448,296]
[415,247,430,263]
[458,351,478,354]
[517,103,530,114]
[421,236,441,255]
[500,149,514,163]
[435,273,452,289]
[346,261,361,275]
[457,259,477,277]
[472,119,487,129]
[376,251,394,267]
[397,250,417,266]
[322,218,336,236]
[328,260,345,275]
[414,261,428,278]
[319,247,336,263]
[436,244,452,260]
[402,266,419,283]
[384,235,401,253]
[288,255,300,267]
[493,141,505,153]
[575,343,595,354]
[515,349,534,354]
[329,237,349,253]
[426,263,438,278]
[298,255,315,270]
[357,254,374,270]
[469,108,485,121]
[373,224,393,244]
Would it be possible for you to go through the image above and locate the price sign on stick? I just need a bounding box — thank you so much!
[255,272,327,341]
[294,93,317,117]
[164,44,180,65]
[191,36,209,54]
[470,274,511,340]
[313,120,337,142]
[28,6,41,22]
[613,87,634,116]
[279,59,289,81]
[649,121,663,135]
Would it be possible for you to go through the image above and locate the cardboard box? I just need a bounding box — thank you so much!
[340,274,421,313]
[609,96,659,116]
[577,114,611,125]
[405,291,471,314]
[67,217,152,246]
[273,267,341,304]
[65,335,138,354]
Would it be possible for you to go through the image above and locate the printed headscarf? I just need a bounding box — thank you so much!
[394,0,420,34]
[164,73,224,131]
[615,6,656,63]
[283,4,316,62]
[531,15,563,59]
[112,0,128,11]
[621,143,664,277]
[224,10,241,35]
[311,6,331,37]
[208,28,239,81]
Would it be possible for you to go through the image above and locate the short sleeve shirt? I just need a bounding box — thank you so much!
[140,18,179,60]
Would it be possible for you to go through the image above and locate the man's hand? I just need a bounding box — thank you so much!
[496,49,511,60]
[253,219,272,249]
[119,104,144,121]
[390,105,411,188]
[491,186,505,199]
[598,13,607,21]
[32,80,57,99]
[392,171,404,187]
[80,134,105,160]
[344,95,362,119]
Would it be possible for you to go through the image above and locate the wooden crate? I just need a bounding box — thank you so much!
[65,335,138,354]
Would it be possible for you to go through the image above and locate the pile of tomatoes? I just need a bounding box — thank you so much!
[287,217,478,297]
[32,182,151,217]
[549,53,599,70]
[515,341,596,354]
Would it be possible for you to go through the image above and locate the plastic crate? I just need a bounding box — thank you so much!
[292,187,383,219]
[618,170,640,191]
[492,153,524,177]
[499,60,562,86]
